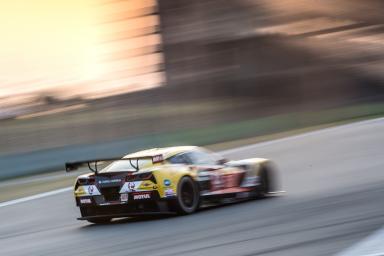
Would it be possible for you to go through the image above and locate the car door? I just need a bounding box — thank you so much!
[185,149,246,194]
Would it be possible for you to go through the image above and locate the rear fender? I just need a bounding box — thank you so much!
[151,165,194,198]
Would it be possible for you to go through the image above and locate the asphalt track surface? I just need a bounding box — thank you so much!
[1,118,384,256]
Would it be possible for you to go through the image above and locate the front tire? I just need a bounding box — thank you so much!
[255,163,279,198]
[171,176,200,214]
[256,170,270,198]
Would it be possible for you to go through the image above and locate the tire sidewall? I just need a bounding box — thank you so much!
[255,170,269,198]
[176,176,200,214]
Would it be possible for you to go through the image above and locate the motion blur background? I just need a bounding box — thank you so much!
[1,0,384,179]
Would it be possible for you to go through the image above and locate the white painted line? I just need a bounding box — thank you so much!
[0,187,72,208]
[0,116,383,208]
[335,226,384,256]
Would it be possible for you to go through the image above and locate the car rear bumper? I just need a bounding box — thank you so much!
[78,198,176,220]
[77,211,176,220]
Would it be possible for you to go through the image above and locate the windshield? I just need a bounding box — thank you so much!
[99,159,153,173]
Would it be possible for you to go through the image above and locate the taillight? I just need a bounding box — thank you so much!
[137,173,153,180]
[125,173,156,183]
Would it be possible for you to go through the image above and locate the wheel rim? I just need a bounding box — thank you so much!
[181,181,195,208]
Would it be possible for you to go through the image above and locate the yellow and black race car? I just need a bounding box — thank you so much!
[66,146,280,223]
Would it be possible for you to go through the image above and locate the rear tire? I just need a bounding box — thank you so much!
[171,176,200,214]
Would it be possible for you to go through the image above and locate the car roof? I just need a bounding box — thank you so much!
[123,146,199,160]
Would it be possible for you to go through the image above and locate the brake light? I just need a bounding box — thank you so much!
[138,173,153,180]
[124,173,156,183]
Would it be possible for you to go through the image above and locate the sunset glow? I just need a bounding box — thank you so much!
[0,0,162,104]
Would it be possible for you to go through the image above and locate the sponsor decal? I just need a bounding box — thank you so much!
[152,154,164,163]
[165,188,175,197]
[88,186,94,195]
[120,193,129,202]
[164,179,171,186]
[242,176,259,187]
[133,192,151,200]
[211,173,224,190]
[76,185,100,196]
[120,181,144,193]
[98,179,121,184]
[196,175,211,181]
[80,198,92,204]
[128,182,135,190]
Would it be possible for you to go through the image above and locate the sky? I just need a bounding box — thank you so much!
[0,0,162,105]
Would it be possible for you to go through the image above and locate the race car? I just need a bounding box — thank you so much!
[66,146,280,223]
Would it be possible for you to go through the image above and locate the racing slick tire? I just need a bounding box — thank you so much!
[255,164,278,198]
[171,176,200,215]
[256,169,270,198]
[255,162,280,198]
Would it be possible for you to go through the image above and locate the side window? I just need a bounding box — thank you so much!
[168,153,191,164]
[186,150,217,165]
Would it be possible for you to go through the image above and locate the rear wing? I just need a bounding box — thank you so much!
[65,154,164,173]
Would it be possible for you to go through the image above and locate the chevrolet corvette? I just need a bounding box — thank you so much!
[66,146,280,223]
